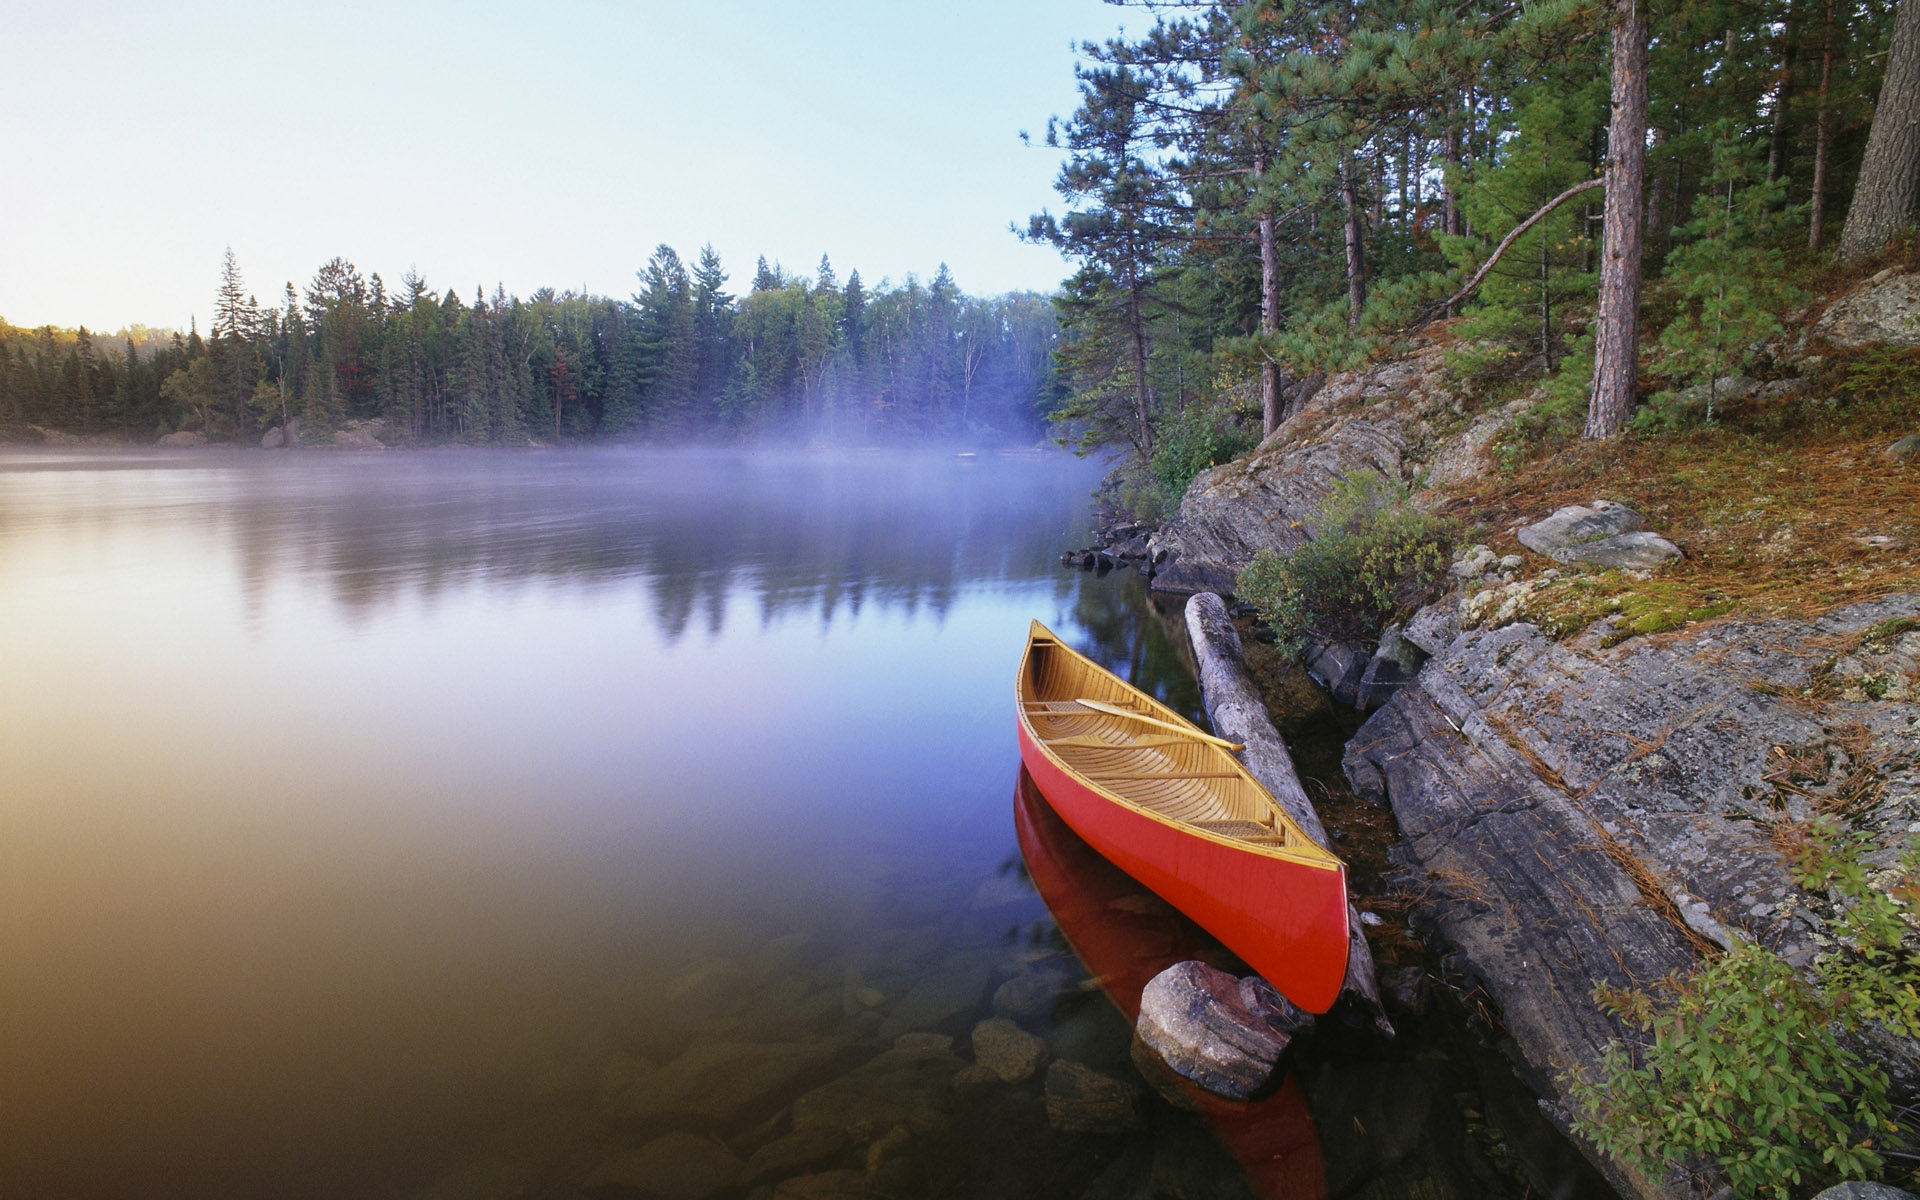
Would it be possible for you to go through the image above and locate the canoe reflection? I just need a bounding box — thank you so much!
[1015,767,1327,1199]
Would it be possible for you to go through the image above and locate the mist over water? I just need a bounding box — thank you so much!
[0,447,1208,1199]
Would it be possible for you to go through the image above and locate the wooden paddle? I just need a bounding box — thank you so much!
[1073,697,1245,752]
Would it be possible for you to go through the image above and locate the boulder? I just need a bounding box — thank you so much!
[157,430,206,447]
[1134,961,1311,1099]
[970,1018,1048,1083]
[260,426,285,449]
[1515,500,1643,558]
[332,421,386,450]
[1811,271,1920,349]
[1343,594,1920,1198]
[1812,1185,1920,1200]
[1517,501,1682,571]
[587,1131,742,1200]
[1885,433,1920,463]
[1043,1060,1146,1133]
[1568,530,1683,571]
[1150,417,1411,595]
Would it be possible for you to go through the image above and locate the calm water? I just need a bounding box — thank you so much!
[1,447,1612,1200]
[0,447,1221,1199]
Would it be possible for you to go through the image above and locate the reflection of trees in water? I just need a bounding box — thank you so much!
[1063,572,1206,723]
[214,449,1105,643]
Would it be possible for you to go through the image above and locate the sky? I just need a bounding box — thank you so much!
[0,0,1130,334]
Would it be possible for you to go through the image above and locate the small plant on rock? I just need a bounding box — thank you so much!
[1569,818,1920,1198]
[1233,470,1456,652]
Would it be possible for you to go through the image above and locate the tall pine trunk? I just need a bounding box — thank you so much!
[1810,0,1837,248]
[1586,0,1650,440]
[1256,149,1284,439]
[1838,0,1920,259]
[1340,156,1367,329]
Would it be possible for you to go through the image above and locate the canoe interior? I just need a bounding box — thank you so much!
[1018,622,1338,869]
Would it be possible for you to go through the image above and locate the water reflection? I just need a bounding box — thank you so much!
[0,448,1108,640]
[2,447,1231,1200]
[1014,769,1326,1199]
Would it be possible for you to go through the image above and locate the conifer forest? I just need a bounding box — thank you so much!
[4,0,1917,459]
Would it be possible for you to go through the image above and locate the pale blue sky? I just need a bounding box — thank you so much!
[0,0,1127,332]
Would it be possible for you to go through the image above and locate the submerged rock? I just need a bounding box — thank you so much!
[1043,1060,1146,1133]
[771,1168,873,1199]
[610,1036,852,1126]
[970,1017,1049,1083]
[790,1032,963,1144]
[588,1130,742,1200]
[991,969,1071,1021]
[874,946,999,1041]
[737,1127,848,1187]
[1134,961,1311,1099]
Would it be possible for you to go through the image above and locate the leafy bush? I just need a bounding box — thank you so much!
[1142,401,1259,518]
[1570,818,1920,1197]
[1233,470,1456,651]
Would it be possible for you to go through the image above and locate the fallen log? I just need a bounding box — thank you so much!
[1184,591,1393,1037]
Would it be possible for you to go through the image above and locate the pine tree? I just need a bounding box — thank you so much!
[1838,0,1920,258]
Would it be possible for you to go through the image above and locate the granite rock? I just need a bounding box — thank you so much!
[1134,961,1310,1099]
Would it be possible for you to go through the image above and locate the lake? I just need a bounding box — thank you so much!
[0,446,1611,1200]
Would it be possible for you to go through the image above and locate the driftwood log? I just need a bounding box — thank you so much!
[1184,591,1393,1036]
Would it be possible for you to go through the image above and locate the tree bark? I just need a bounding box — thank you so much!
[1340,157,1368,329]
[1586,0,1651,441]
[1256,149,1284,440]
[1838,0,1920,259]
[1810,0,1837,249]
[1767,1,1797,191]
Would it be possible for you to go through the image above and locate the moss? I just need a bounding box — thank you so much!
[1860,616,1920,650]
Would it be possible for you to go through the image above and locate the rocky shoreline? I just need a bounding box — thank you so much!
[1123,269,1920,1199]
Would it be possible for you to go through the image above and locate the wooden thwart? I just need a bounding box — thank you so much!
[1072,697,1245,752]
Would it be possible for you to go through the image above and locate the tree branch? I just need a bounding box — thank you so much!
[1413,177,1604,329]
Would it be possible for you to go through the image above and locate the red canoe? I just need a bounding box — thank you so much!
[1013,768,1326,1199]
[1015,620,1350,1013]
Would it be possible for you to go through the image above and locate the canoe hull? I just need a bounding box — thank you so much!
[1017,719,1349,1013]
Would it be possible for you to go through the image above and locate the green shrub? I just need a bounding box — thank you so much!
[1569,818,1920,1197]
[1144,402,1259,517]
[1233,470,1457,651]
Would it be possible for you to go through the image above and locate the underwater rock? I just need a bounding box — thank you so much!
[610,1036,852,1126]
[971,1017,1049,1084]
[1043,1060,1146,1133]
[587,1130,742,1200]
[790,1032,963,1144]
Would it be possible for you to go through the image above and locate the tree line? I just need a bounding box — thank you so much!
[0,247,1064,445]
[1027,0,1920,490]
